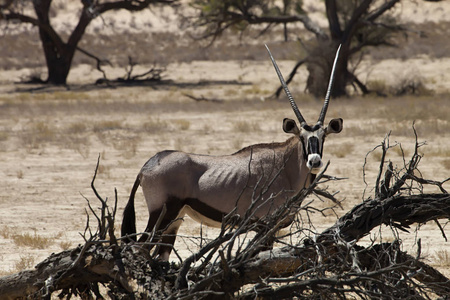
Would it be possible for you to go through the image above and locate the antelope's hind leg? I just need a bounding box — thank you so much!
[138,200,186,261]
[158,218,184,261]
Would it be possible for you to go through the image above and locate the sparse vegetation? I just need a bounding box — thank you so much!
[242,85,271,96]
[0,225,14,239]
[393,144,409,157]
[172,119,191,131]
[59,241,72,251]
[0,0,449,288]
[0,0,179,84]
[20,121,57,148]
[11,232,53,249]
[329,144,354,158]
[444,159,450,171]
[93,120,124,132]
[2,134,449,299]
[232,120,261,132]
[392,74,431,96]
[67,122,88,134]
[143,117,168,133]
[367,79,388,95]
[434,250,450,267]
[13,255,36,272]
[112,136,140,158]
[1,226,63,251]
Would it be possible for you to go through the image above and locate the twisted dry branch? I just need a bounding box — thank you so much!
[0,130,449,299]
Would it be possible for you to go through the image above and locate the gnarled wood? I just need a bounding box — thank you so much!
[1,130,449,299]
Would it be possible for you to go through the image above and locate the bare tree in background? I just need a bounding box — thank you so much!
[188,0,408,98]
[0,0,176,85]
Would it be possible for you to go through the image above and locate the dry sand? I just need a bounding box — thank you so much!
[0,0,449,295]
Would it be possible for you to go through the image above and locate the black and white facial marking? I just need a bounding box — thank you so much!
[283,118,343,174]
[267,44,344,174]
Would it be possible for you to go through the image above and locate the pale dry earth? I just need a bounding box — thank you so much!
[0,1,449,297]
[0,60,449,279]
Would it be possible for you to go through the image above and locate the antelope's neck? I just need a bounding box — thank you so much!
[285,136,312,191]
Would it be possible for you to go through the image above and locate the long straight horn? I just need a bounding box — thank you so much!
[265,44,306,127]
[317,44,342,125]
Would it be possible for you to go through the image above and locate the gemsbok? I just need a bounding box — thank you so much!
[122,45,343,260]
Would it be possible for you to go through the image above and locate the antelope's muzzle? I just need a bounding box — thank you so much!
[306,136,323,172]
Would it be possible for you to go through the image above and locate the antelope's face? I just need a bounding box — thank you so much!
[283,118,343,174]
[266,43,344,174]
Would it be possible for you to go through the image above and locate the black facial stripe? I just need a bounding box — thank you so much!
[302,124,321,131]
[308,136,321,156]
[300,136,308,160]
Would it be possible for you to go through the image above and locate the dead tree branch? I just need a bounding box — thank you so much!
[183,93,224,103]
[76,46,111,84]
[0,128,448,299]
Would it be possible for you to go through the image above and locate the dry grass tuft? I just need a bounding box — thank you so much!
[112,136,140,158]
[0,225,14,239]
[67,122,88,134]
[443,159,450,171]
[233,120,261,132]
[13,255,36,272]
[143,117,168,133]
[172,119,191,131]
[12,232,54,249]
[434,250,450,267]
[93,120,123,132]
[1,226,59,250]
[242,85,272,96]
[59,241,72,250]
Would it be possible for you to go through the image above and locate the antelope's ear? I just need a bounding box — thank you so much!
[325,118,343,134]
[283,118,300,134]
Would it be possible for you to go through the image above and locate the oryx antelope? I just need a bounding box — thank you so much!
[122,45,343,260]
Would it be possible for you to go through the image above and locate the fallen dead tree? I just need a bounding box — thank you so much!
[1,128,449,299]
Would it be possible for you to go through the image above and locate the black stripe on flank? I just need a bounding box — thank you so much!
[183,197,226,224]
[139,195,227,244]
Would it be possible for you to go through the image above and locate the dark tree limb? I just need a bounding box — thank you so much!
[1,128,449,299]
[170,128,449,299]
[274,59,307,98]
[318,193,450,243]
[76,46,111,83]
[183,93,224,103]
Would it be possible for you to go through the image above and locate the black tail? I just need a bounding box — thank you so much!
[121,175,140,242]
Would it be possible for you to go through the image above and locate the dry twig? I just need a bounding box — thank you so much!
[1,128,449,299]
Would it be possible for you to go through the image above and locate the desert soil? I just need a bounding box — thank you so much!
[0,0,449,292]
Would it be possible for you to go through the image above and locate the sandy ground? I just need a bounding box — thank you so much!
[0,1,449,297]
[0,59,449,277]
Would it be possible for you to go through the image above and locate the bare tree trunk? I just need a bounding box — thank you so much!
[33,1,92,85]
[0,247,124,299]
[38,33,73,85]
[2,0,176,85]
[305,41,349,98]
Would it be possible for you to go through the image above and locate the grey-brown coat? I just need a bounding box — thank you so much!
[121,45,344,260]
